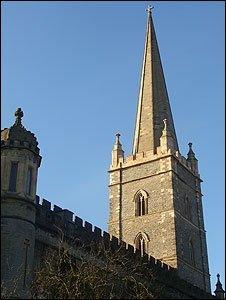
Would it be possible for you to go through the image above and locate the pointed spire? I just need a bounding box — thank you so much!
[133,7,178,155]
[214,274,225,299]
[14,108,24,127]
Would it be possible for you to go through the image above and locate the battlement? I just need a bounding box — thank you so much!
[109,148,199,178]
[35,195,175,272]
[34,195,211,299]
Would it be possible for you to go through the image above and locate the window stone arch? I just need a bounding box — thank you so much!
[134,232,149,256]
[134,190,148,216]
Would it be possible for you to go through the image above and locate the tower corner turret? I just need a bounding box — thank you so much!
[1,108,42,297]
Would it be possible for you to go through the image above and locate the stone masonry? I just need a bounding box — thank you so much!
[108,8,211,293]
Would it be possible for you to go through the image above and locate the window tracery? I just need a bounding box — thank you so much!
[134,190,148,216]
[134,232,149,256]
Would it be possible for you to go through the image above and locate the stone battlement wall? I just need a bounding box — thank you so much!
[110,148,199,179]
[34,195,212,299]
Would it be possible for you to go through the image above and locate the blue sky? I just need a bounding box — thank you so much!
[2,1,225,292]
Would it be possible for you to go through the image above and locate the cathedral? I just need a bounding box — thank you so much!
[1,6,224,299]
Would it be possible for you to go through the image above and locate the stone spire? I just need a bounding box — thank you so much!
[214,274,225,299]
[132,6,178,155]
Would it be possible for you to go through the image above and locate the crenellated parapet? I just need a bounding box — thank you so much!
[34,195,212,299]
[35,196,177,268]
[110,146,200,179]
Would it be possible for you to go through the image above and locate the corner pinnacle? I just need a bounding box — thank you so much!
[214,273,225,297]
[163,118,167,129]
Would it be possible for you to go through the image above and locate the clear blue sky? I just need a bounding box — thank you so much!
[2,1,225,293]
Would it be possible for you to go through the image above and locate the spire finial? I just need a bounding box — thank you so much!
[163,118,167,127]
[162,119,168,134]
[115,133,121,144]
[14,108,24,126]
[146,4,154,15]
[187,142,195,157]
[112,132,124,166]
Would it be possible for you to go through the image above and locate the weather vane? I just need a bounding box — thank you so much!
[146,4,154,14]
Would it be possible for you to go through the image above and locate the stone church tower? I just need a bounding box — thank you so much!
[108,8,211,293]
[1,108,41,296]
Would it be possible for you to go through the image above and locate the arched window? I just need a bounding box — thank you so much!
[134,233,149,256]
[9,161,18,192]
[189,240,195,266]
[134,190,148,216]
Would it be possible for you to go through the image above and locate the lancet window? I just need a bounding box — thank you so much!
[135,190,148,216]
[9,161,18,192]
[134,233,147,256]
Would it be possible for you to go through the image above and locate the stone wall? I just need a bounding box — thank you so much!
[172,157,211,292]
[109,152,211,293]
[33,196,213,299]
[109,156,177,267]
